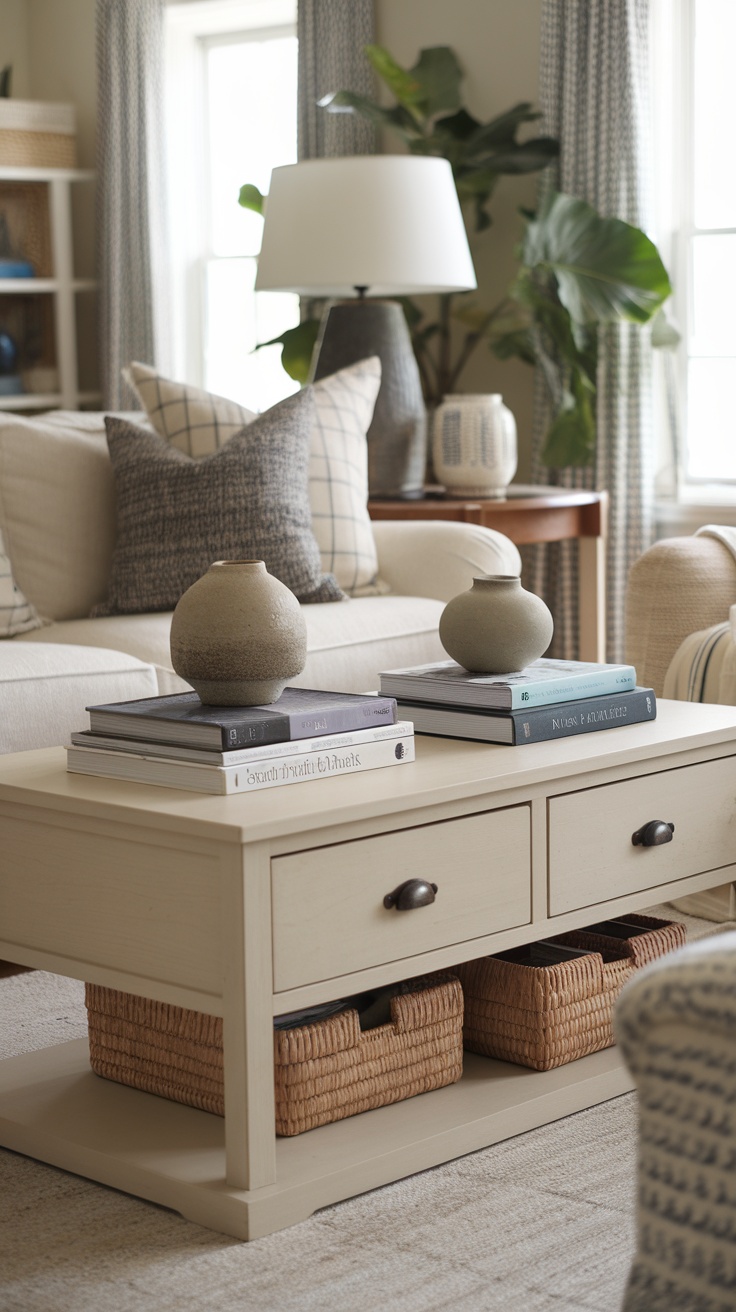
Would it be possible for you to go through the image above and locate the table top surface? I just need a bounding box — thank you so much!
[1,701,736,846]
[368,485,606,510]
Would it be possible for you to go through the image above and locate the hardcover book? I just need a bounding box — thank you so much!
[86,687,398,750]
[381,657,636,711]
[66,732,415,795]
[70,720,413,765]
[395,687,656,745]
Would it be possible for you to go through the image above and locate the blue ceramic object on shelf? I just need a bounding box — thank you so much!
[0,258,34,277]
[0,330,23,394]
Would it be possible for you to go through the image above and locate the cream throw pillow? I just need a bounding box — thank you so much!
[126,358,385,596]
[0,411,118,623]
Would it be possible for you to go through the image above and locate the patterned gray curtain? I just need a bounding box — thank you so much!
[297,0,377,159]
[529,0,654,662]
[96,0,169,408]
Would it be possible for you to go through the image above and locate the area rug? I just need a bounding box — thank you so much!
[0,906,726,1312]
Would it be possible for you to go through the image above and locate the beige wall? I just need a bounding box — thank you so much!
[375,0,543,478]
[26,0,96,169]
[0,0,31,95]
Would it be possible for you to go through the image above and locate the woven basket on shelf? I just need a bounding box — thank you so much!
[455,914,685,1072]
[0,100,77,168]
[85,974,464,1137]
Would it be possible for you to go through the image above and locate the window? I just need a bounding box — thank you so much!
[654,0,736,499]
[165,0,299,411]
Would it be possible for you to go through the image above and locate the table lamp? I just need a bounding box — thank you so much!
[255,156,476,498]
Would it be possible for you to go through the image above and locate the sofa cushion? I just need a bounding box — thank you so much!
[20,594,448,696]
[0,410,116,622]
[127,358,384,596]
[0,641,158,753]
[93,389,345,617]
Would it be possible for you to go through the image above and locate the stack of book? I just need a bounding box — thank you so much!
[378,657,656,745]
[66,687,414,794]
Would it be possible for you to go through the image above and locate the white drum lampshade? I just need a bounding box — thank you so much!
[255,156,476,497]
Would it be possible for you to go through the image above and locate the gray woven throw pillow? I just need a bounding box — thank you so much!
[92,387,345,616]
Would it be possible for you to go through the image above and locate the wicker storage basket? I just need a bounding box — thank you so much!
[85,974,464,1137]
[0,100,77,168]
[553,911,686,966]
[455,914,685,1072]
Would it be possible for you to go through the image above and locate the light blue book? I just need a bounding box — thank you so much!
[379,657,637,711]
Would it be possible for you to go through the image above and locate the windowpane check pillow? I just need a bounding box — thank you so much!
[92,388,345,617]
[0,529,41,636]
[126,357,385,596]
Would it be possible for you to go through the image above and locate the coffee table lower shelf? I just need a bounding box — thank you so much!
[0,1037,634,1240]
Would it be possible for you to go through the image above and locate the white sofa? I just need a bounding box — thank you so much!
[0,411,521,754]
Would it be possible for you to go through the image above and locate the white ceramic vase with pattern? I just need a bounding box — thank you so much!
[432,393,517,498]
[170,560,307,705]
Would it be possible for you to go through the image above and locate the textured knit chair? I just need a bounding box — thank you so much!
[615,934,736,1312]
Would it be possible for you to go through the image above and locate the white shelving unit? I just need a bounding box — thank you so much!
[0,165,99,410]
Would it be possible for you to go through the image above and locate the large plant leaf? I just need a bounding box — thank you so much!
[254,320,320,384]
[541,373,596,467]
[320,90,419,138]
[524,191,672,327]
[468,102,542,150]
[364,45,425,122]
[409,46,463,117]
[238,183,264,215]
[476,138,559,175]
[431,108,482,142]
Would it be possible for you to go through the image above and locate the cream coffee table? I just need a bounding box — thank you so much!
[1,699,736,1241]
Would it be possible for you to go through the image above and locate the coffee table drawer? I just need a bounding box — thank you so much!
[272,806,531,992]
[548,755,736,916]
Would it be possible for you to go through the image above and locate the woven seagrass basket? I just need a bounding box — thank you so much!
[85,974,464,1137]
[0,100,77,168]
[553,911,686,967]
[455,914,685,1072]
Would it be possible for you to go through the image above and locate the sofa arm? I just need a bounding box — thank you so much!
[371,520,522,604]
[625,535,736,696]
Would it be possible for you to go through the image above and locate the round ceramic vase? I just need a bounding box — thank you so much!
[432,393,517,498]
[439,574,554,674]
[170,560,307,705]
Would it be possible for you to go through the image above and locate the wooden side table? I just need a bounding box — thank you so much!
[368,487,609,663]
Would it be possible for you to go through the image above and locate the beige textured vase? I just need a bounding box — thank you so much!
[439,574,554,673]
[170,560,307,705]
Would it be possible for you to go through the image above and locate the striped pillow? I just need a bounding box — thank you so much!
[126,358,385,596]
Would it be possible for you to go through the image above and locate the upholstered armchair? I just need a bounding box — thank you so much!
[615,933,736,1312]
[625,528,736,921]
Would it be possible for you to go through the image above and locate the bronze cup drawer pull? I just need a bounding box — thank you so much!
[383,879,438,911]
[631,819,675,847]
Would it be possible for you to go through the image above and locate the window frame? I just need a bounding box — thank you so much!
[653,0,736,523]
[164,0,297,396]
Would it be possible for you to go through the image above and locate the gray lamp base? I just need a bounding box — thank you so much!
[312,300,427,499]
